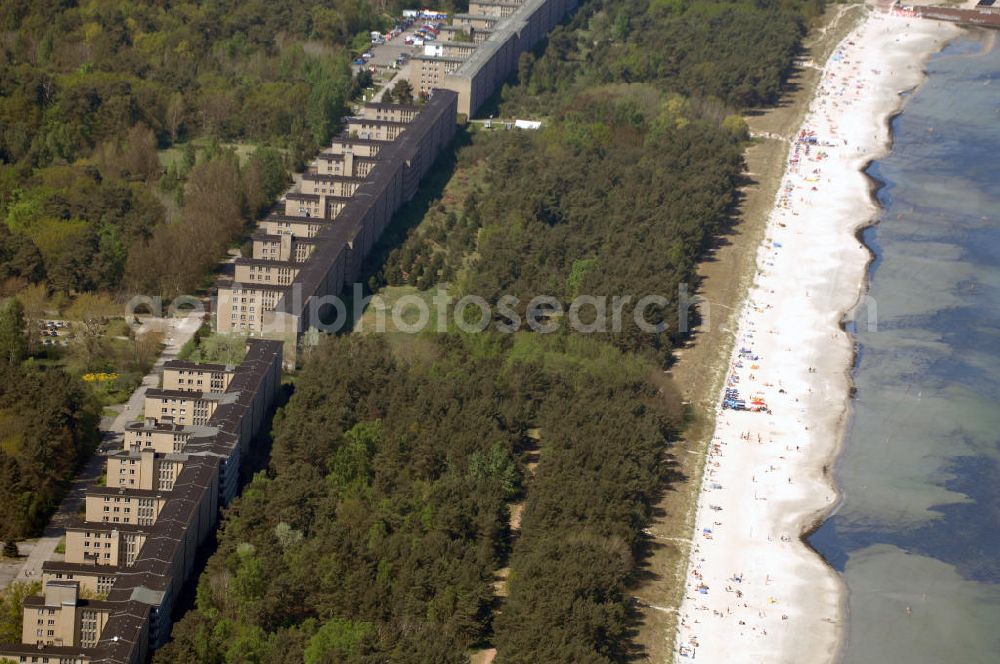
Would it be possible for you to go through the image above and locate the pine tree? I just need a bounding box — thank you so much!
[0,299,27,365]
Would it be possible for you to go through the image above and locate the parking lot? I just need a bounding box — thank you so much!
[365,33,418,72]
[350,16,449,82]
[37,319,75,347]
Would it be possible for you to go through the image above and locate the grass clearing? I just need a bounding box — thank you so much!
[351,285,444,365]
[157,138,281,170]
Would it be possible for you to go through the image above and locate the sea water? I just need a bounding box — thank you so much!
[809,33,1000,664]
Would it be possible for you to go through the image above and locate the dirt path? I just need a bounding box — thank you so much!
[469,430,542,663]
[629,5,868,662]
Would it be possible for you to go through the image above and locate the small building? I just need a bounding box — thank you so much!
[215,283,288,334]
[105,448,188,492]
[283,192,352,219]
[327,137,390,158]
[407,55,467,95]
[161,361,235,393]
[84,487,168,527]
[259,214,332,239]
[142,389,232,427]
[345,117,411,141]
[360,102,422,123]
[64,522,152,568]
[251,232,317,263]
[124,417,192,454]
[311,150,379,178]
[468,0,524,18]
[233,258,301,287]
[452,13,502,30]
[21,581,113,648]
[42,561,121,597]
[299,173,366,198]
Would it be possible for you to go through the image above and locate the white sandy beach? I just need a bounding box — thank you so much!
[674,7,960,663]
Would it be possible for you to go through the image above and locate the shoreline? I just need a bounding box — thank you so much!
[673,8,960,663]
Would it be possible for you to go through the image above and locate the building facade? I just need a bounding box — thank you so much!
[21,582,113,649]
[0,340,283,664]
[402,0,579,116]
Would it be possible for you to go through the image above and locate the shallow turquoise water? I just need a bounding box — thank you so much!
[808,33,1000,664]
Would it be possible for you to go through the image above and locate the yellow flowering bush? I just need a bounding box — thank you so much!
[82,372,119,383]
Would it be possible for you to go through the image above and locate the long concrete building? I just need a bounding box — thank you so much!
[211,2,574,363]
[406,0,579,116]
[215,92,458,365]
[0,8,579,650]
[0,340,283,664]
[261,93,457,359]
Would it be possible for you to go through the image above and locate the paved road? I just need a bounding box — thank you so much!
[1,313,204,590]
[373,72,400,103]
[108,315,204,432]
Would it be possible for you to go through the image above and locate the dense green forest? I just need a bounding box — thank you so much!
[158,332,675,663]
[0,300,100,540]
[373,0,822,364]
[468,93,743,364]
[502,0,823,113]
[379,91,746,365]
[0,0,371,544]
[0,0,361,540]
[166,1,824,662]
[0,0,380,298]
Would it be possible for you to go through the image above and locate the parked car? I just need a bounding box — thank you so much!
[353,58,365,65]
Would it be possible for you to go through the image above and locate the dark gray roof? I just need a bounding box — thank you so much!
[251,231,318,244]
[163,359,230,372]
[42,560,123,576]
[316,151,380,162]
[301,173,367,183]
[64,519,154,534]
[272,90,458,317]
[265,213,329,222]
[92,601,150,663]
[346,116,411,127]
[329,136,391,147]
[7,340,283,663]
[24,595,117,610]
[0,642,97,660]
[234,258,301,269]
[221,282,291,293]
[144,388,212,400]
[87,486,166,499]
[364,102,421,111]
